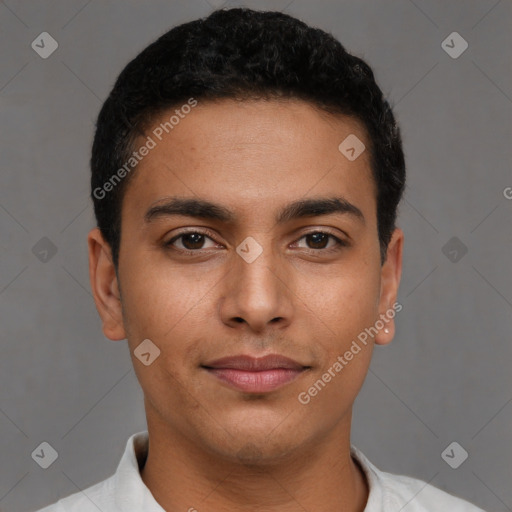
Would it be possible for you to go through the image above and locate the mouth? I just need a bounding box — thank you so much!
[201,354,310,393]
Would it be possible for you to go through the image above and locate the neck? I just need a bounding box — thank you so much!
[140,403,368,512]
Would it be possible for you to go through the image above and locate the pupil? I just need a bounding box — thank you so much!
[309,233,327,249]
[183,233,204,249]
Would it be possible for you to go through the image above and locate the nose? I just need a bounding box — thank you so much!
[219,240,294,333]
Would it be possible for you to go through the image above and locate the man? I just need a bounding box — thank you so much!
[35,7,484,512]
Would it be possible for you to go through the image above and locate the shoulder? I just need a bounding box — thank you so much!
[32,431,150,512]
[351,446,486,512]
[379,471,486,511]
[31,476,115,512]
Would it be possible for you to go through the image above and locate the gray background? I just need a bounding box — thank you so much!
[0,0,510,510]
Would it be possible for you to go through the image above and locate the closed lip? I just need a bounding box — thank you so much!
[201,354,308,371]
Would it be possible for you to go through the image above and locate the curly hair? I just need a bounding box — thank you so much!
[91,7,405,267]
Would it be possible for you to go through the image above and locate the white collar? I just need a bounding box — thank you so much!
[113,431,165,511]
[111,431,383,511]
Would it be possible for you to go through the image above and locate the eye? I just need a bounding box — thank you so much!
[292,231,347,251]
[164,231,221,252]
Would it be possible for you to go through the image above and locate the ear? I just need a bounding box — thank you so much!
[87,227,126,341]
[374,228,403,346]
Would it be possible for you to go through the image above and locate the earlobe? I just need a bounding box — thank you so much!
[374,228,403,346]
[87,227,126,341]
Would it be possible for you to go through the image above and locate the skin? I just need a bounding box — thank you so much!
[88,98,403,512]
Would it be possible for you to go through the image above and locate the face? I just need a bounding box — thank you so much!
[88,98,402,463]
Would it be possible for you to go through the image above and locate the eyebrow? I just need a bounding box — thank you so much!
[144,196,365,225]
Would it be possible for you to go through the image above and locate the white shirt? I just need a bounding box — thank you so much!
[34,431,485,511]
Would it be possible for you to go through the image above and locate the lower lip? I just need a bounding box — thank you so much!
[204,368,305,393]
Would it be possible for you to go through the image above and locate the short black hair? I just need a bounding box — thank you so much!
[91,7,405,267]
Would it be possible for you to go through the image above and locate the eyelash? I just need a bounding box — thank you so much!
[164,229,348,256]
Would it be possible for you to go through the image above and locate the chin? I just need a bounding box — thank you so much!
[202,420,311,466]
[219,438,302,466]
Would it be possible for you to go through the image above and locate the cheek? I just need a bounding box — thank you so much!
[118,255,217,394]
[294,261,381,412]
[300,346,373,422]
[119,265,208,417]
[119,251,211,341]
[299,264,381,341]
[296,284,377,418]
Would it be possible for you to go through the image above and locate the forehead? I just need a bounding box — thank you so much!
[122,98,376,225]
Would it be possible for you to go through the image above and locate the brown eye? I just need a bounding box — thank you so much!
[165,231,220,252]
[293,231,347,251]
[180,233,206,250]
[305,232,330,249]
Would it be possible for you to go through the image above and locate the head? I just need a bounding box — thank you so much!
[88,8,405,463]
